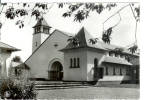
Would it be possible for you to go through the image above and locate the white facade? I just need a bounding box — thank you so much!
[25,30,71,79]
[32,33,49,52]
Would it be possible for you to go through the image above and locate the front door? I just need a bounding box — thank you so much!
[49,61,63,81]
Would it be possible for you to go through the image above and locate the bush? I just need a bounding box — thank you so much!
[0,79,37,99]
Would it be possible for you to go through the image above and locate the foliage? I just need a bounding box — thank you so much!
[0,78,37,99]
[31,10,41,20]
[102,27,113,44]
[67,36,80,47]
[89,38,99,45]
[0,3,140,52]
[61,3,116,22]
[5,7,16,19]
[128,44,138,54]
[16,20,24,28]
[12,56,22,62]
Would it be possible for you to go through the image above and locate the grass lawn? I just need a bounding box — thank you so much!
[37,86,139,99]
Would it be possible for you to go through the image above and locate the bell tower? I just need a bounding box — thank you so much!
[32,17,51,53]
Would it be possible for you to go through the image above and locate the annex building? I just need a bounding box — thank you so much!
[25,18,139,84]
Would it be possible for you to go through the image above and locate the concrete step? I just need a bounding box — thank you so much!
[33,81,91,89]
[34,81,88,85]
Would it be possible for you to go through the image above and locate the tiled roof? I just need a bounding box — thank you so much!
[103,56,132,65]
[33,17,51,28]
[0,42,20,51]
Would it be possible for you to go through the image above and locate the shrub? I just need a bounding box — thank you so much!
[0,78,37,99]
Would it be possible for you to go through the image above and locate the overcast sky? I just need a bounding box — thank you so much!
[0,3,140,61]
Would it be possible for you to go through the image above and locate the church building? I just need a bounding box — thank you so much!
[25,18,139,84]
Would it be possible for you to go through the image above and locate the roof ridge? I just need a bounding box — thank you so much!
[24,29,70,63]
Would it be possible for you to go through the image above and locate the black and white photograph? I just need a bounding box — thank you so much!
[0,0,140,99]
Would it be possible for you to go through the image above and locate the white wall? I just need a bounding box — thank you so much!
[25,30,70,79]
[63,48,87,81]
[86,49,106,81]
[32,33,49,52]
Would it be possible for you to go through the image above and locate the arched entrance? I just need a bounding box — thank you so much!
[48,61,63,80]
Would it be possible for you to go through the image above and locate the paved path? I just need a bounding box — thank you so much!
[37,86,139,99]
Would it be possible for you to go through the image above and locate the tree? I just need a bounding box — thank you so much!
[0,3,140,54]
[12,56,22,62]
[67,36,80,47]
[89,38,99,45]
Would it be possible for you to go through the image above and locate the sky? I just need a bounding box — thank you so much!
[0,3,140,62]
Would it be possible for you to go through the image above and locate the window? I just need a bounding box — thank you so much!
[120,67,122,75]
[113,67,116,75]
[105,67,108,75]
[77,58,80,68]
[70,58,73,68]
[70,58,80,68]
[109,52,112,56]
[126,67,130,75]
[43,27,49,34]
[35,26,41,33]
[94,58,98,67]
[74,58,76,67]
[35,42,37,47]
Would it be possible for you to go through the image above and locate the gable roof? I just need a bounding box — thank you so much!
[25,29,72,63]
[62,27,120,51]
[61,27,139,56]
[0,42,20,51]
[33,17,51,28]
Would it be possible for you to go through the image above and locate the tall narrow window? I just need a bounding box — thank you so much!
[120,67,122,75]
[70,58,73,68]
[35,42,37,47]
[77,58,80,68]
[106,67,108,75]
[94,58,98,67]
[74,58,76,67]
[37,26,41,33]
[126,67,130,75]
[113,67,116,75]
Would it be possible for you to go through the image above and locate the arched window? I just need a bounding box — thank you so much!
[74,58,76,67]
[70,58,73,68]
[94,58,98,67]
[77,58,80,68]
